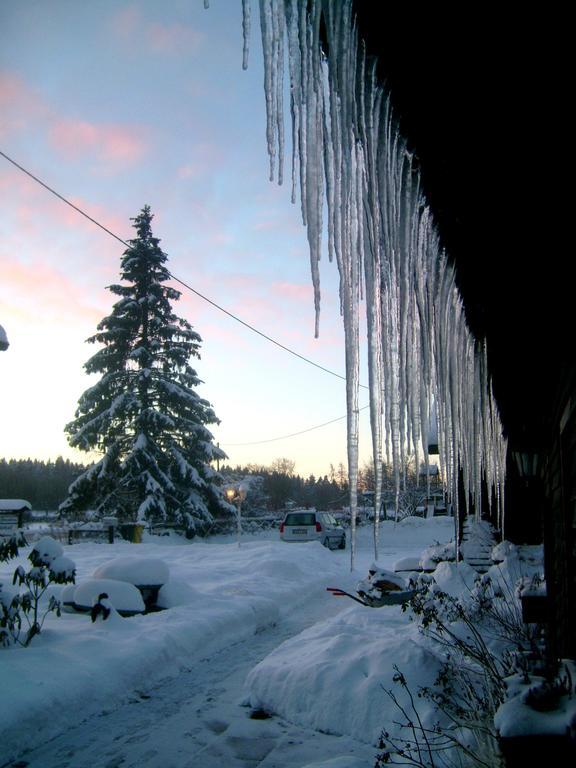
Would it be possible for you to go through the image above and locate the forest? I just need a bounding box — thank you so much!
[0,456,429,517]
[0,457,370,515]
[0,457,88,511]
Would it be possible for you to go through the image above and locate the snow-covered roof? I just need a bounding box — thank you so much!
[0,499,32,511]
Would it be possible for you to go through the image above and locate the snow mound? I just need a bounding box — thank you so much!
[420,541,456,570]
[73,578,145,614]
[156,580,199,608]
[245,605,441,746]
[93,556,170,586]
[393,555,421,572]
[431,561,478,598]
[60,582,77,609]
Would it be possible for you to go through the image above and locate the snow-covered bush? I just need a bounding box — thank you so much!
[419,541,456,571]
[1,536,76,647]
[376,546,547,767]
[0,530,27,563]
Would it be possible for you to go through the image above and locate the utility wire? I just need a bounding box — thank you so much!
[1,149,368,389]
[1,149,372,446]
[223,404,370,446]
[0,150,129,249]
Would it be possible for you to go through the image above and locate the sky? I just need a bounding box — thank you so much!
[0,0,374,479]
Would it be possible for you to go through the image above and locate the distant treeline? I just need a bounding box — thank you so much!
[0,457,387,516]
[0,458,90,511]
[220,463,352,512]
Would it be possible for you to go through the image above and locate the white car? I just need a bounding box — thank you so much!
[280,510,346,550]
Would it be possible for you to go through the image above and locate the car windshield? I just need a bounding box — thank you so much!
[284,513,316,526]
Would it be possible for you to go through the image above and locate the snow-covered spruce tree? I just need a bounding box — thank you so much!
[60,206,229,532]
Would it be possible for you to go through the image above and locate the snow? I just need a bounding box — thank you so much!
[49,554,76,578]
[245,604,441,746]
[72,578,146,613]
[495,661,576,738]
[93,556,170,586]
[30,535,64,563]
[0,498,31,511]
[430,560,478,598]
[0,518,454,764]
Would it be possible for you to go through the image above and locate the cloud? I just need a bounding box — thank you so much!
[0,72,47,139]
[110,6,203,55]
[49,119,147,169]
[270,280,312,303]
[0,69,148,173]
[0,252,106,327]
[177,141,226,181]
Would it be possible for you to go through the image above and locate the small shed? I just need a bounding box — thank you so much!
[0,499,31,532]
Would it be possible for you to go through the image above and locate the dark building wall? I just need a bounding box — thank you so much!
[543,370,576,660]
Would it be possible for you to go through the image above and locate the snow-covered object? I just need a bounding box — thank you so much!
[73,579,145,614]
[49,555,76,580]
[419,541,456,570]
[245,605,442,746]
[495,661,576,738]
[156,580,198,609]
[31,536,64,566]
[0,499,31,511]
[431,561,478,599]
[356,564,407,600]
[93,556,170,586]
[0,323,8,350]
[492,540,514,563]
[60,583,76,610]
[249,0,508,561]
[518,575,546,598]
[90,594,126,628]
[393,555,421,572]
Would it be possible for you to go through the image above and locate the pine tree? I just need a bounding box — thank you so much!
[60,206,229,531]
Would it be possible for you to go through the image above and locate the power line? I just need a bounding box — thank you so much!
[1,149,373,446]
[0,148,367,389]
[0,150,129,249]
[222,405,370,446]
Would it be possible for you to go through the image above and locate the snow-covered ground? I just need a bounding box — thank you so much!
[0,518,456,767]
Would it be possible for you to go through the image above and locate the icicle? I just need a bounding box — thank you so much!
[242,0,251,70]
[244,0,507,563]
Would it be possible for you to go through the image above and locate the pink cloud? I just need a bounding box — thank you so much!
[0,72,47,138]
[177,142,226,180]
[49,119,146,168]
[148,22,202,53]
[0,69,148,173]
[0,253,105,326]
[110,7,203,55]
[270,281,312,303]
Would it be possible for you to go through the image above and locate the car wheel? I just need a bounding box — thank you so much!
[338,538,346,550]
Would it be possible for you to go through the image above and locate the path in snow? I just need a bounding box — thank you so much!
[10,586,376,768]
